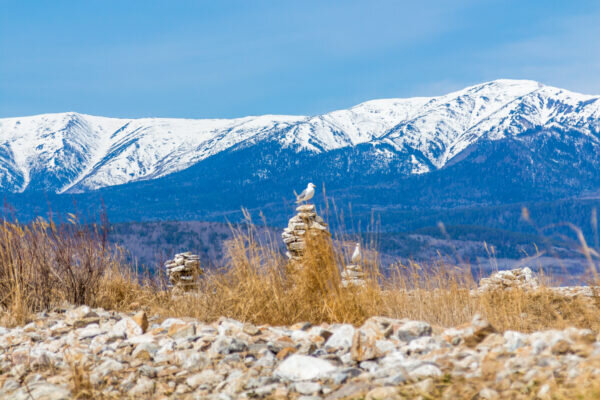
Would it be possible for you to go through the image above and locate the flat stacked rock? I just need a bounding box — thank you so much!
[282,204,329,261]
[164,252,204,290]
[478,267,540,292]
[341,264,366,287]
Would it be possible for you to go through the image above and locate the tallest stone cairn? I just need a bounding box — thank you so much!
[282,204,329,261]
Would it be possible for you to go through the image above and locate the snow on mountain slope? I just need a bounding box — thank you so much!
[378,80,600,173]
[66,114,305,192]
[0,113,124,192]
[0,113,305,192]
[279,97,432,151]
[0,79,598,193]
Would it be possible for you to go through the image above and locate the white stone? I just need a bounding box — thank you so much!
[130,376,155,395]
[132,342,160,358]
[66,305,92,321]
[111,317,142,338]
[324,324,355,350]
[91,359,124,384]
[161,318,186,329]
[76,324,106,339]
[274,355,336,381]
[295,381,322,395]
[186,369,221,387]
[504,331,527,352]
[410,363,442,379]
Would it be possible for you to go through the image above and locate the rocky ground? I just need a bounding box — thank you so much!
[1,301,600,399]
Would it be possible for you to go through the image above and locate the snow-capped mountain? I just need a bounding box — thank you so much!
[0,79,599,195]
[0,113,304,193]
[376,80,600,173]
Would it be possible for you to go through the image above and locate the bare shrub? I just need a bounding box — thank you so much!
[0,216,133,326]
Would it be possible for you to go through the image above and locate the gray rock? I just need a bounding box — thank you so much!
[210,336,248,355]
[138,365,158,378]
[245,383,279,397]
[330,367,362,384]
[378,371,408,385]
[397,320,432,342]
[245,376,279,390]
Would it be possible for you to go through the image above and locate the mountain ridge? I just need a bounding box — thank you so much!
[0,79,599,196]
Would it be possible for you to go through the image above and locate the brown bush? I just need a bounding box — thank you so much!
[0,216,136,326]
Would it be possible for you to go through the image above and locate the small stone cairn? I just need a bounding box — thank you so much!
[282,204,329,261]
[478,267,540,292]
[164,252,204,290]
[341,263,366,287]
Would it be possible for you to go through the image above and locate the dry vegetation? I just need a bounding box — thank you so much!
[1,214,599,335]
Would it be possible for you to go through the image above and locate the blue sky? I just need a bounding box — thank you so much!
[1,0,599,118]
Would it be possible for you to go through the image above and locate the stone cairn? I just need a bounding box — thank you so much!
[478,267,540,292]
[281,203,366,287]
[341,263,366,287]
[164,252,204,290]
[281,204,329,262]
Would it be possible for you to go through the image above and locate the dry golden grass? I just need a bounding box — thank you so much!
[1,214,600,335]
[138,216,600,333]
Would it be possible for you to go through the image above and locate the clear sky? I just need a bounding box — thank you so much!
[1,0,599,119]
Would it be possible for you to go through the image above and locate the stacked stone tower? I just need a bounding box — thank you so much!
[341,263,366,287]
[164,252,204,290]
[281,204,329,261]
[478,267,539,292]
[281,191,367,287]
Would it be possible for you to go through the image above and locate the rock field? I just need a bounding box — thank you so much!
[2,303,600,399]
